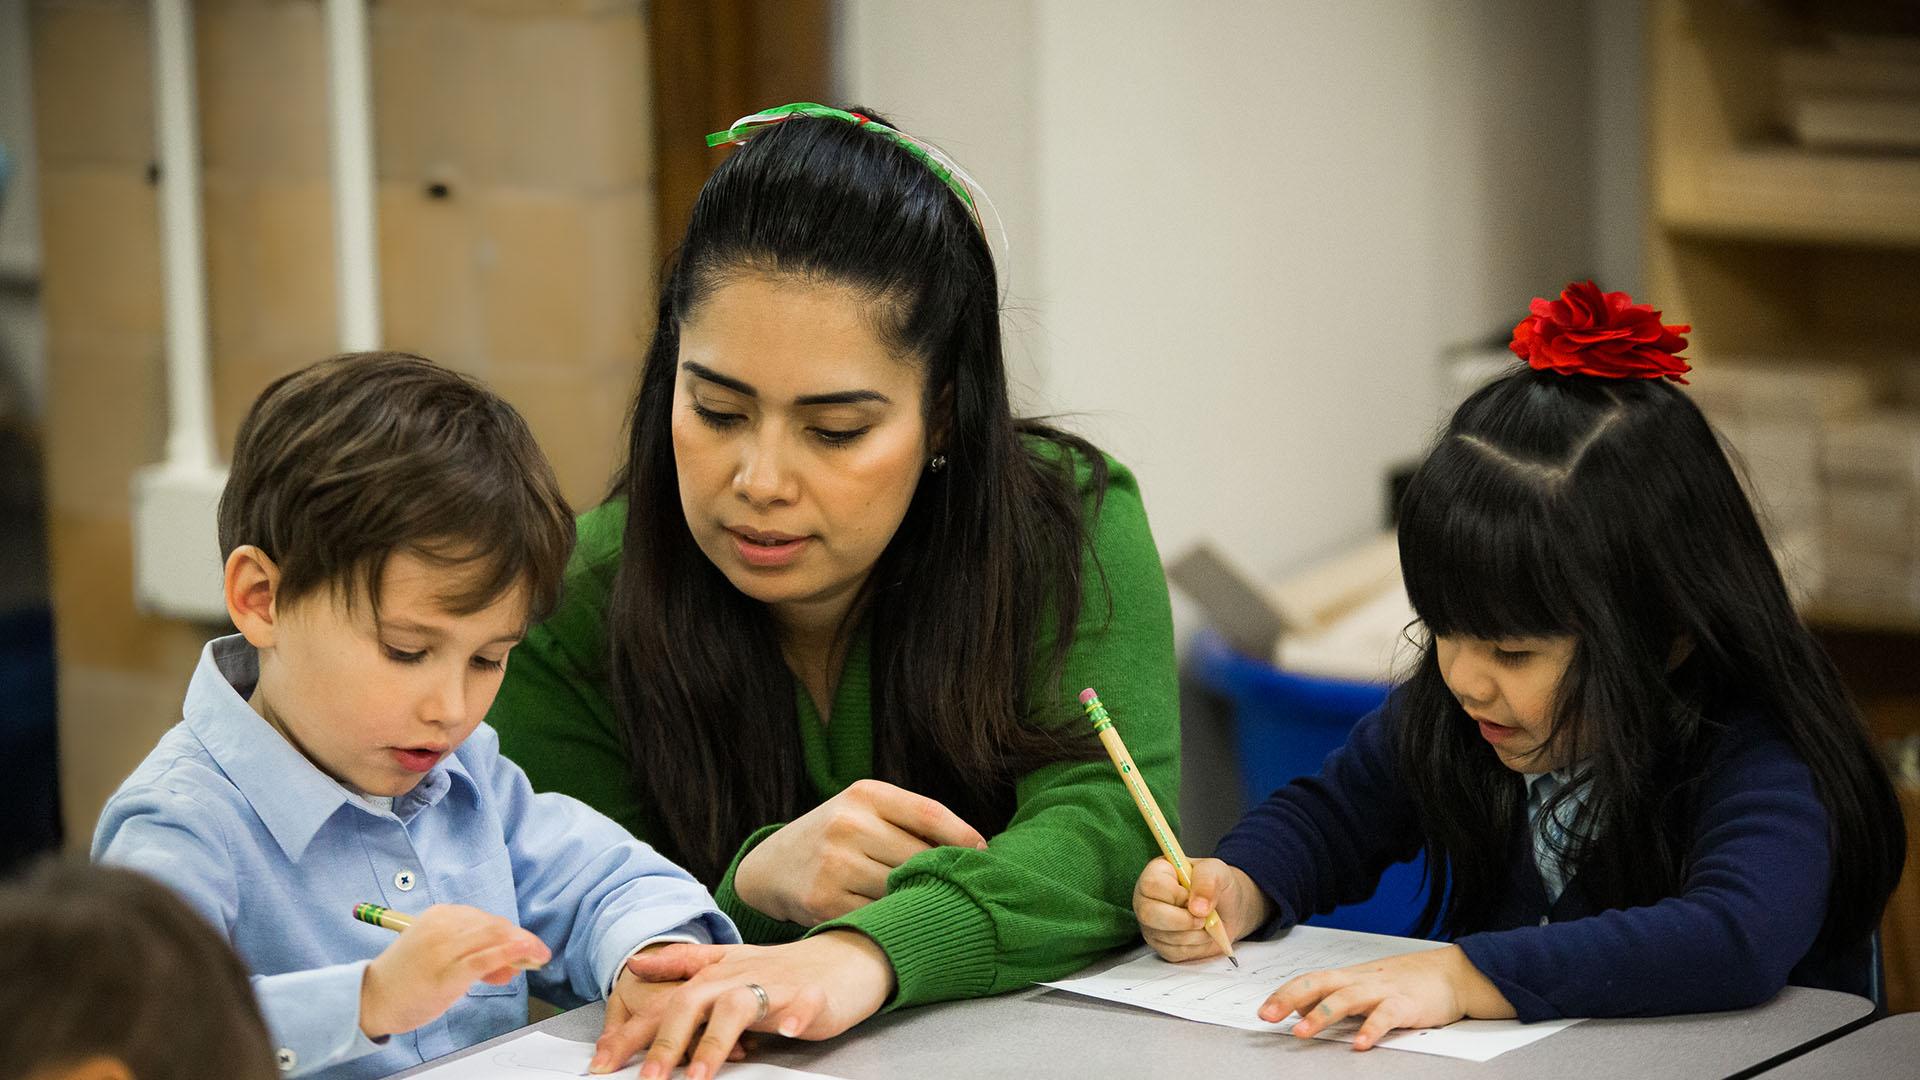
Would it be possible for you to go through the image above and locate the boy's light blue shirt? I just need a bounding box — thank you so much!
[93,635,738,1079]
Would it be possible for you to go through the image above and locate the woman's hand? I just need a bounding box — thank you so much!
[1260,944,1515,1050]
[589,931,894,1079]
[733,779,987,926]
[1132,856,1270,962]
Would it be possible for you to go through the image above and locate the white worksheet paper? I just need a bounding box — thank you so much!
[405,1031,847,1080]
[1042,924,1583,1062]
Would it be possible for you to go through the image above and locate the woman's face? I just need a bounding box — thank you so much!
[672,272,932,631]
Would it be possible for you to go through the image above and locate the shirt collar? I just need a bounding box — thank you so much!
[184,635,478,860]
[1522,762,1587,799]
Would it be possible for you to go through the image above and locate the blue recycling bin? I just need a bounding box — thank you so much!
[1189,628,1432,937]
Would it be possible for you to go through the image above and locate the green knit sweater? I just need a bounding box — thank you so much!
[486,451,1180,1009]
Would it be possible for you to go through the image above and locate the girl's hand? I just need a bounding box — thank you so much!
[1261,944,1516,1050]
[1132,857,1270,961]
[733,779,987,926]
[589,931,895,1079]
[358,904,551,1039]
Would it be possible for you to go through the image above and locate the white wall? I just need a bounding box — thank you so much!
[838,0,1605,582]
[833,1,1049,409]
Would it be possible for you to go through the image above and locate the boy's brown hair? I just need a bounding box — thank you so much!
[0,860,277,1080]
[217,352,574,624]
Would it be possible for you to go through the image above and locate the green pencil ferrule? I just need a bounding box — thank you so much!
[1083,695,1114,733]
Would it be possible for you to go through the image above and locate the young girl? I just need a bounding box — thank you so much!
[1134,281,1906,1050]
[0,861,277,1080]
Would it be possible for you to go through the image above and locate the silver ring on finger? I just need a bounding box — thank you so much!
[745,981,770,1024]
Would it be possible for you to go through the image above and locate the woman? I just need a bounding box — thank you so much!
[488,104,1179,1077]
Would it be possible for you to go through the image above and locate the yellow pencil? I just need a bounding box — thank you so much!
[1081,688,1239,967]
[352,903,543,970]
[353,902,416,932]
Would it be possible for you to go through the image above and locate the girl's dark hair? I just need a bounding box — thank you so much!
[1394,367,1904,949]
[0,860,276,1080]
[606,108,1108,883]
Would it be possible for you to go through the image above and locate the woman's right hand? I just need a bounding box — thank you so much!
[732,779,988,926]
[1133,856,1271,962]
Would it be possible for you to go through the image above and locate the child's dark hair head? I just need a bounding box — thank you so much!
[1393,364,1904,955]
[0,861,276,1080]
[218,352,574,626]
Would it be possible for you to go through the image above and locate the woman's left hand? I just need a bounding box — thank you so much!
[589,931,895,1079]
[1260,944,1515,1051]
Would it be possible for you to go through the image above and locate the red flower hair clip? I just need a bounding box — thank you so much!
[1509,280,1692,384]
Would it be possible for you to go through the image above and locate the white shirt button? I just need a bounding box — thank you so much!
[394,869,416,891]
[276,1047,297,1071]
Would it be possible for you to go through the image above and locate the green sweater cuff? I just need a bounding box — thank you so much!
[714,823,807,945]
[816,875,996,1010]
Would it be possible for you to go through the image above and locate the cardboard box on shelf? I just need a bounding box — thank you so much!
[1823,553,1920,622]
[1786,96,1920,154]
[1825,484,1919,561]
[1716,417,1823,533]
[1686,358,1877,425]
[1778,41,1920,101]
[1166,535,1410,686]
[1823,411,1920,487]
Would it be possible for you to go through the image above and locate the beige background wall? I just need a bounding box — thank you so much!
[32,0,653,847]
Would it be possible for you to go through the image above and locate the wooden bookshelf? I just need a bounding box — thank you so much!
[1647,0,1920,633]
[1649,1,1920,1011]
[1658,148,1920,247]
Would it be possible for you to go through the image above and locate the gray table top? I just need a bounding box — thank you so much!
[1757,1011,1920,1077]
[388,978,1873,1080]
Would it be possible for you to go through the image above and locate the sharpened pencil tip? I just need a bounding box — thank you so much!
[1228,955,1240,969]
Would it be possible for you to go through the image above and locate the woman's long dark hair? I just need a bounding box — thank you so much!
[606,109,1109,883]
[1395,367,1904,949]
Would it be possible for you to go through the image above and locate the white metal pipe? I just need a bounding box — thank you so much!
[325,0,382,351]
[150,0,215,472]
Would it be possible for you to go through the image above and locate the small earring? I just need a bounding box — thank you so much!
[928,454,948,473]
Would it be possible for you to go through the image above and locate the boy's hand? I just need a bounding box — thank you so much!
[358,904,550,1039]
[590,932,893,1079]
[594,947,746,1074]
[1133,856,1269,961]
[1261,944,1516,1050]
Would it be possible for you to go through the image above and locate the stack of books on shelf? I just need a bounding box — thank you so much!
[1692,358,1920,623]
[1822,408,1920,620]
[1779,35,1920,155]
[1690,361,1870,610]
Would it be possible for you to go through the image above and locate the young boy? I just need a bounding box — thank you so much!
[93,353,737,1079]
